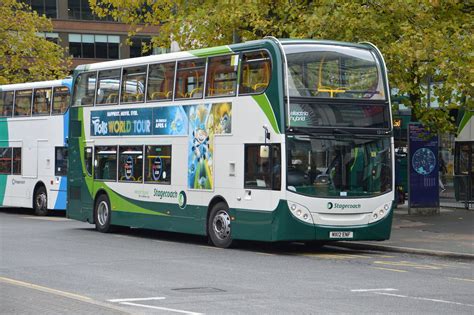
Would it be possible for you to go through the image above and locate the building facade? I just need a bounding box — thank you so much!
[24,0,161,69]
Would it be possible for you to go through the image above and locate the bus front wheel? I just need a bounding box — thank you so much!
[95,194,112,233]
[208,202,233,248]
[33,186,48,216]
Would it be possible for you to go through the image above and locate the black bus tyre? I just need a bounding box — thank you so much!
[208,202,233,248]
[95,194,112,233]
[33,186,48,216]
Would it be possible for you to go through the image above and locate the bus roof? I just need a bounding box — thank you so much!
[73,38,379,73]
[0,78,72,92]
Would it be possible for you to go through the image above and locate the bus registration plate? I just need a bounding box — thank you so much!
[329,231,353,239]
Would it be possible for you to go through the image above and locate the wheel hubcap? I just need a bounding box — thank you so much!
[212,210,231,240]
[97,201,109,226]
[36,193,47,209]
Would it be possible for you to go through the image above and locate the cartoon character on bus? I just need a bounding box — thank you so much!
[187,103,232,190]
[188,104,213,189]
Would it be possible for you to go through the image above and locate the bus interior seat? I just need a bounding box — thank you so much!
[253,82,268,93]
[106,93,118,104]
[81,96,93,105]
[187,87,203,98]
[123,93,136,102]
[150,91,169,100]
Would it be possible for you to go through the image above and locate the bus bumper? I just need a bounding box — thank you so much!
[231,200,393,242]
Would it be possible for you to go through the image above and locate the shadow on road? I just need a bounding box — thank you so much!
[0,207,66,217]
[1,207,377,256]
[73,223,375,256]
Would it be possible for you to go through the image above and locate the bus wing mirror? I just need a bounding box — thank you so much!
[260,145,270,158]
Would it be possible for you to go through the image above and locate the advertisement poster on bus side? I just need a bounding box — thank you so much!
[187,102,232,190]
[153,106,188,135]
[90,108,153,136]
[91,106,190,137]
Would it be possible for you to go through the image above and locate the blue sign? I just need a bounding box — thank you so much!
[90,108,153,136]
[153,106,188,135]
[408,123,439,208]
[90,106,188,137]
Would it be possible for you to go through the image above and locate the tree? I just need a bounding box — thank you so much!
[90,0,472,133]
[0,0,71,84]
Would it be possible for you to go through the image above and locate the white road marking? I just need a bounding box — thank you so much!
[448,277,474,283]
[109,296,202,314]
[108,297,166,302]
[351,288,398,292]
[119,302,203,314]
[371,267,408,273]
[374,292,474,307]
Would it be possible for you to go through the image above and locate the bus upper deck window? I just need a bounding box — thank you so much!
[52,86,70,114]
[73,72,96,106]
[33,88,52,116]
[14,90,33,117]
[121,66,147,103]
[175,59,206,99]
[239,50,271,95]
[147,62,175,102]
[0,91,14,117]
[96,69,121,105]
[206,55,238,97]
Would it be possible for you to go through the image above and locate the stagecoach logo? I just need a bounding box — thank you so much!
[12,179,25,185]
[327,202,361,210]
[178,191,187,209]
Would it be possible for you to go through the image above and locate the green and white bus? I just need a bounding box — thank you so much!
[67,38,394,247]
[0,79,71,215]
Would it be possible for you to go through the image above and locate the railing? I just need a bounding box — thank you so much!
[454,174,473,209]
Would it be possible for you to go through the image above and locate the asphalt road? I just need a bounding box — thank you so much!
[1,208,473,314]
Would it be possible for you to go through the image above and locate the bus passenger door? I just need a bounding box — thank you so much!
[67,136,94,221]
[242,144,281,207]
[240,144,281,237]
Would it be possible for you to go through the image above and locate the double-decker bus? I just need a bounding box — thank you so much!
[454,110,473,207]
[0,79,71,215]
[67,38,394,247]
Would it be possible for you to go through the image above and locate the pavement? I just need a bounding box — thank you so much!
[338,203,474,259]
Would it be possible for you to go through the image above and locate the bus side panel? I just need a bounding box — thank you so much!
[2,177,34,208]
[51,176,67,210]
[111,205,206,236]
[96,183,207,235]
[0,175,7,206]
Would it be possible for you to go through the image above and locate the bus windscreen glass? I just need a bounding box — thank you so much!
[285,44,386,100]
[287,135,391,197]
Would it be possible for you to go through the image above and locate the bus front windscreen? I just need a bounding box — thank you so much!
[285,44,386,100]
[287,135,391,197]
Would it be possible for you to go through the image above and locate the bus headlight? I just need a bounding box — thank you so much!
[287,201,314,224]
[369,202,391,223]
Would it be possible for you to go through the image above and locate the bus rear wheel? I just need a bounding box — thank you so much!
[95,194,112,233]
[33,186,48,216]
[208,202,233,248]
